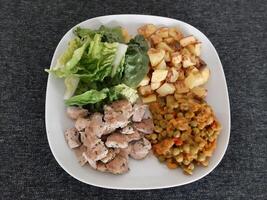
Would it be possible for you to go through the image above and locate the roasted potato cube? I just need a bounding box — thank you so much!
[168,68,179,83]
[155,59,167,69]
[142,94,157,103]
[191,87,207,98]
[187,43,201,56]
[151,82,162,90]
[156,27,169,38]
[156,83,176,96]
[138,24,157,38]
[171,52,182,66]
[175,81,189,93]
[164,51,171,62]
[166,95,178,109]
[148,48,165,66]
[180,36,197,47]
[181,48,191,57]
[164,37,175,44]
[182,56,196,68]
[151,69,168,83]
[169,27,184,41]
[138,85,153,96]
[184,67,210,89]
[139,75,150,86]
[150,34,163,45]
[156,42,174,52]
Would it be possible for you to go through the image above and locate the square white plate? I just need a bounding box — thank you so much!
[45,14,230,189]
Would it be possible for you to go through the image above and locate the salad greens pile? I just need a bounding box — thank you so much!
[46,26,149,110]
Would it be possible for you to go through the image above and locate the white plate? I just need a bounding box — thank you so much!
[45,15,230,190]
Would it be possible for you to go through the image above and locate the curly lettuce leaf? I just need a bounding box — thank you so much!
[122,35,149,88]
[64,76,79,99]
[74,25,124,43]
[65,88,109,106]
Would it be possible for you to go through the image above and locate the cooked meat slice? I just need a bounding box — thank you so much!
[82,152,96,169]
[82,127,99,147]
[96,162,107,172]
[133,119,154,134]
[119,146,132,157]
[89,113,107,138]
[105,155,129,174]
[126,130,142,142]
[100,148,120,163]
[132,104,149,122]
[75,118,91,132]
[74,145,87,166]
[67,107,89,120]
[104,100,133,130]
[143,108,152,119]
[88,140,108,161]
[120,125,135,135]
[129,138,151,160]
[65,128,81,148]
[105,132,128,148]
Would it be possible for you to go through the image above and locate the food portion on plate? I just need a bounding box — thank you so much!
[136,24,222,174]
[46,23,221,175]
[65,99,153,174]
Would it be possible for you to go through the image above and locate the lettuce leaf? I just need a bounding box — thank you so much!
[122,35,149,88]
[64,76,79,99]
[74,25,124,43]
[65,88,109,106]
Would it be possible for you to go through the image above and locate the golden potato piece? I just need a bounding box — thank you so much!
[164,51,171,62]
[180,36,197,47]
[156,42,174,52]
[187,43,201,56]
[147,48,165,66]
[171,52,182,67]
[191,87,207,98]
[168,68,179,83]
[142,94,157,103]
[156,27,169,38]
[151,69,168,83]
[138,24,157,38]
[151,82,162,90]
[169,27,184,41]
[156,83,176,96]
[138,85,153,96]
[182,56,196,68]
[184,67,210,89]
[150,34,162,45]
[139,75,150,86]
[155,59,167,69]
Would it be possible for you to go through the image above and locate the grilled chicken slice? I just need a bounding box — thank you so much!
[129,138,151,160]
[105,132,129,148]
[133,119,154,134]
[132,104,149,122]
[75,118,91,132]
[120,125,135,135]
[100,148,120,163]
[65,128,81,148]
[67,106,89,120]
[105,154,129,174]
[73,145,87,166]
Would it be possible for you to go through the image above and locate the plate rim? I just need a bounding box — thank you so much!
[45,14,231,190]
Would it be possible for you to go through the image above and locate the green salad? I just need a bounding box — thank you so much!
[46,26,149,110]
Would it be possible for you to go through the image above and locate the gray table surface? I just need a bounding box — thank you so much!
[0,0,266,199]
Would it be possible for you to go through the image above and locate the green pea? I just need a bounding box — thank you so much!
[173,130,181,138]
[190,121,198,127]
[192,127,200,134]
[175,154,183,162]
[172,148,180,156]
[183,144,190,153]
[167,131,173,138]
[158,156,165,163]
[154,126,163,133]
[151,134,158,140]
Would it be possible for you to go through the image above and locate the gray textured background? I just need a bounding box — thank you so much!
[0,0,266,199]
